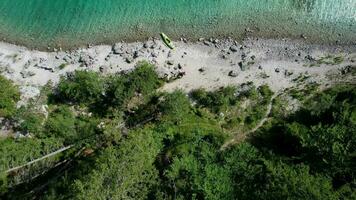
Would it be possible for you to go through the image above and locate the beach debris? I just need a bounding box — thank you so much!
[275,68,280,73]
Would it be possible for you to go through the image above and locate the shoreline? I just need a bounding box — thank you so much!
[1,33,355,52]
[0,37,355,103]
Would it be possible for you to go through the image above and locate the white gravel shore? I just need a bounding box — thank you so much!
[0,37,355,101]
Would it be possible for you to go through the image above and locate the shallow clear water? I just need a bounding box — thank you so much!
[0,0,355,49]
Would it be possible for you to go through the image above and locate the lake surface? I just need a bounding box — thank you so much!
[0,0,355,49]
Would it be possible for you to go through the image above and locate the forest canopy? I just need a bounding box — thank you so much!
[0,63,355,199]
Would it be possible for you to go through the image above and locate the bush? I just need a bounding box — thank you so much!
[56,71,104,104]
[0,76,20,117]
[191,86,237,113]
[158,90,192,122]
[103,63,162,112]
[44,105,76,142]
[16,106,45,134]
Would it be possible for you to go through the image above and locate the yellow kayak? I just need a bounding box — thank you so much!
[160,32,175,49]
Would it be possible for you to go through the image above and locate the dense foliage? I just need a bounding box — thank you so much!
[0,64,354,199]
[0,75,20,117]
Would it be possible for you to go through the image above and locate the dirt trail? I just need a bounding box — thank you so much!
[220,93,278,150]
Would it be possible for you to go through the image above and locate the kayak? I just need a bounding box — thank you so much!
[160,32,175,49]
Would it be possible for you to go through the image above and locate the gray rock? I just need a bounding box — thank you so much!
[166,60,174,65]
[143,42,150,48]
[221,54,229,59]
[284,70,294,76]
[177,63,183,69]
[230,45,239,52]
[228,70,239,77]
[239,62,247,71]
[20,70,36,78]
[35,63,55,72]
[305,55,315,61]
[198,67,206,73]
[0,65,7,73]
[6,66,15,74]
[99,66,108,73]
[133,50,140,59]
[241,52,247,60]
[112,43,122,54]
[150,43,158,49]
[203,41,210,46]
[341,65,353,75]
[79,53,95,67]
[151,52,158,58]
[125,57,134,64]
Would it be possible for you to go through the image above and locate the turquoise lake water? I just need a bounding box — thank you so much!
[0,0,355,49]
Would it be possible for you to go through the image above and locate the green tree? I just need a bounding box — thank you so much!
[72,128,162,200]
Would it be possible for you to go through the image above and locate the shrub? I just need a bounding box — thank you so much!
[57,71,104,104]
[158,90,192,122]
[44,105,76,142]
[191,86,237,113]
[0,76,20,117]
[16,106,45,134]
[103,63,162,112]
